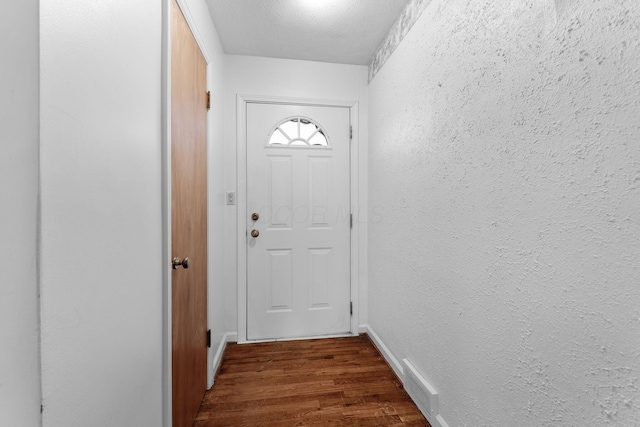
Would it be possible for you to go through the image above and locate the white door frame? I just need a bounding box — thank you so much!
[236,94,361,343]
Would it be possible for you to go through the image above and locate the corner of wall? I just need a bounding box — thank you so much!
[363,324,404,380]
[208,323,450,426]
[209,332,238,388]
[367,0,434,82]
[364,324,450,427]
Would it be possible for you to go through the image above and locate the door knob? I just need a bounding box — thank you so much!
[172,257,191,269]
[250,230,259,238]
[251,212,259,221]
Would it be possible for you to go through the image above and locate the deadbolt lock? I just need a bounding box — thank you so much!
[251,212,259,221]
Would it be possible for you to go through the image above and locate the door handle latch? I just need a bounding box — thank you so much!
[172,257,191,269]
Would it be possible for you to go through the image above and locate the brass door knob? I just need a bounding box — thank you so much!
[250,230,259,238]
[251,212,260,221]
[172,257,191,269]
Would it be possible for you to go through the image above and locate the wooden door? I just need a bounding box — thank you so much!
[171,1,208,426]
[246,103,351,340]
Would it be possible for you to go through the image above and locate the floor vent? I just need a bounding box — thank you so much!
[402,358,439,425]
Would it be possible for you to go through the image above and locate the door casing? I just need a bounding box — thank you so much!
[236,94,362,343]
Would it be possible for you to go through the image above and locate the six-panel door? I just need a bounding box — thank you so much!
[246,103,351,341]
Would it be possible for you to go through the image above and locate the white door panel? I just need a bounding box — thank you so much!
[247,103,351,340]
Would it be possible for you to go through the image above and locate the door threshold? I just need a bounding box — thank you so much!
[240,332,357,344]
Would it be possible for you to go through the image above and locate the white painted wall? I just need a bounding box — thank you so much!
[206,35,227,385]
[222,56,369,335]
[40,0,163,425]
[191,0,228,388]
[0,2,41,426]
[368,0,640,426]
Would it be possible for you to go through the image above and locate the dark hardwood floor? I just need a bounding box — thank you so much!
[194,334,431,426]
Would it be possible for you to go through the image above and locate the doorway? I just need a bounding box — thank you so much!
[244,101,352,341]
[170,0,208,425]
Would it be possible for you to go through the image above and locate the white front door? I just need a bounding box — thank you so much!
[246,102,351,341]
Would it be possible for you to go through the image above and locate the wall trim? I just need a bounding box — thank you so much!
[161,1,172,426]
[175,0,211,64]
[362,324,405,380]
[436,414,451,427]
[368,0,433,82]
[208,332,238,388]
[363,324,450,427]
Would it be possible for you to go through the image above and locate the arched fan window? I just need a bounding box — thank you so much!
[268,117,329,147]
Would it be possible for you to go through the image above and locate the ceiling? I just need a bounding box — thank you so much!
[205,0,410,65]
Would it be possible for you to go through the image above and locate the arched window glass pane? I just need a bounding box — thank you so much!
[299,119,317,140]
[279,119,298,140]
[268,117,330,148]
[309,131,328,146]
[270,128,289,145]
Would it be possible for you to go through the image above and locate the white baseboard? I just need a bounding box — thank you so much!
[363,324,450,427]
[436,414,450,427]
[209,331,237,387]
[362,324,404,381]
[225,331,239,344]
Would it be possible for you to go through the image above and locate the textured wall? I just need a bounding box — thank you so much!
[40,0,163,425]
[368,0,433,82]
[368,0,640,426]
[0,1,41,425]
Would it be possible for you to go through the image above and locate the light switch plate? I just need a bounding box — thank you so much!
[226,192,235,205]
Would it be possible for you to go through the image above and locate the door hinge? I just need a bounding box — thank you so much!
[350,302,353,316]
[206,329,211,348]
[206,91,211,110]
[349,125,353,140]
[350,213,353,229]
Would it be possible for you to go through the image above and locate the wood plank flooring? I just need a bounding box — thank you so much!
[194,335,431,426]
